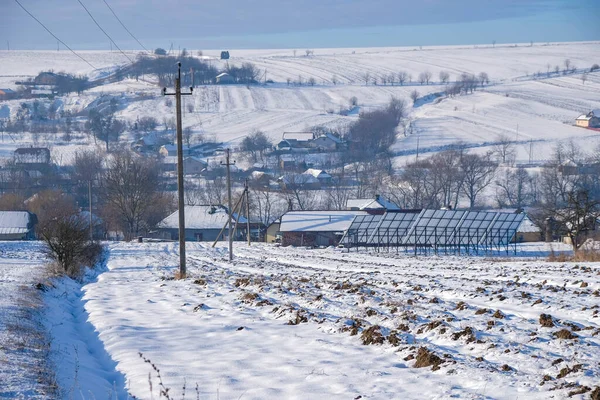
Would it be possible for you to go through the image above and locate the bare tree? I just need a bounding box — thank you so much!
[581,73,588,85]
[0,193,26,210]
[546,63,552,77]
[410,90,419,104]
[495,167,534,209]
[183,126,195,149]
[478,72,489,87]
[553,189,600,251]
[439,71,450,84]
[492,134,516,165]
[424,70,432,85]
[418,72,427,85]
[397,71,408,86]
[331,75,338,85]
[240,130,273,163]
[308,77,316,86]
[362,72,371,86]
[554,65,560,74]
[563,59,571,74]
[460,152,497,208]
[100,151,162,241]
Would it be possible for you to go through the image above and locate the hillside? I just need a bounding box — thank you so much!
[1,42,599,166]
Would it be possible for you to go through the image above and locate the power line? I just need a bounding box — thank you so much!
[14,0,97,70]
[75,0,134,63]
[101,0,149,53]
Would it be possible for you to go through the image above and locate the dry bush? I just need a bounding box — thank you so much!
[590,387,600,400]
[39,207,105,278]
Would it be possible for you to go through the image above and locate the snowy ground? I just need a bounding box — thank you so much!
[30,241,599,399]
[1,42,600,167]
[0,241,55,399]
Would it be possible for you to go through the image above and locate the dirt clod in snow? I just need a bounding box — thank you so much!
[554,329,577,340]
[414,347,443,370]
[361,325,385,345]
[539,314,554,327]
[492,310,505,319]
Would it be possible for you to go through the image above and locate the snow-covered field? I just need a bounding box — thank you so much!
[1,42,599,166]
[28,241,597,399]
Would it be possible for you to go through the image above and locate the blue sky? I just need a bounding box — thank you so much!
[1,0,599,50]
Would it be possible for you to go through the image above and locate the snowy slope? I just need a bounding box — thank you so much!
[1,42,599,164]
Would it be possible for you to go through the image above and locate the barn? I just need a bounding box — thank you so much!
[279,210,365,247]
[0,211,37,240]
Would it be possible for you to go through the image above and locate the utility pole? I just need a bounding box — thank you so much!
[222,149,235,261]
[163,62,193,278]
[88,180,93,240]
[245,179,251,246]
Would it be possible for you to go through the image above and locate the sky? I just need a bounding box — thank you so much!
[1,0,599,50]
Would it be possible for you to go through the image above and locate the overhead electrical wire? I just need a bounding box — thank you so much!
[101,0,150,53]
[14,0,97,70]
[75,0,134,63]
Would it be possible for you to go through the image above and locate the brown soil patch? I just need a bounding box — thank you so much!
[414,347,443,370]
[539,314,554,327]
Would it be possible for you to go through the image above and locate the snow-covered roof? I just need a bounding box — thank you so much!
[315,133,343,144]
[346,196,400,211]
[303,168,331,179]
[577,115,592,121]
[280,173,319,185]
[216,73,230,78]
[280,211,366,233]
[282,132,313,141]
[0,211,33,234]
[184,156,208,164]
[157,205,246,230]
[518,216,540,233]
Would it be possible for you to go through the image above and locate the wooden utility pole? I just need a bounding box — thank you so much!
[88,180,93,240]
[163,62,193,278]
[245,179,251,246]
[222,149,235,261]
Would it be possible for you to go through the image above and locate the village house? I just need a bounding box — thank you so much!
[183,157,208,174]
[278,173,320,190]
[303,168,332,185]
[277,132,313,151]
[278,210,366,247]
[0,211,37,240]
[310,133,344,151]
[154,205,247,242]
[575,110,600,128]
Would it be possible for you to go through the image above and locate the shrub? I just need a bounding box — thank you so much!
[39,210,104,278]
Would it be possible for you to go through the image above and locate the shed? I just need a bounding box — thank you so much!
[0,211,37,240]
[279,210,365,247]
[155,205,247,242]
[216,73,235,84]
